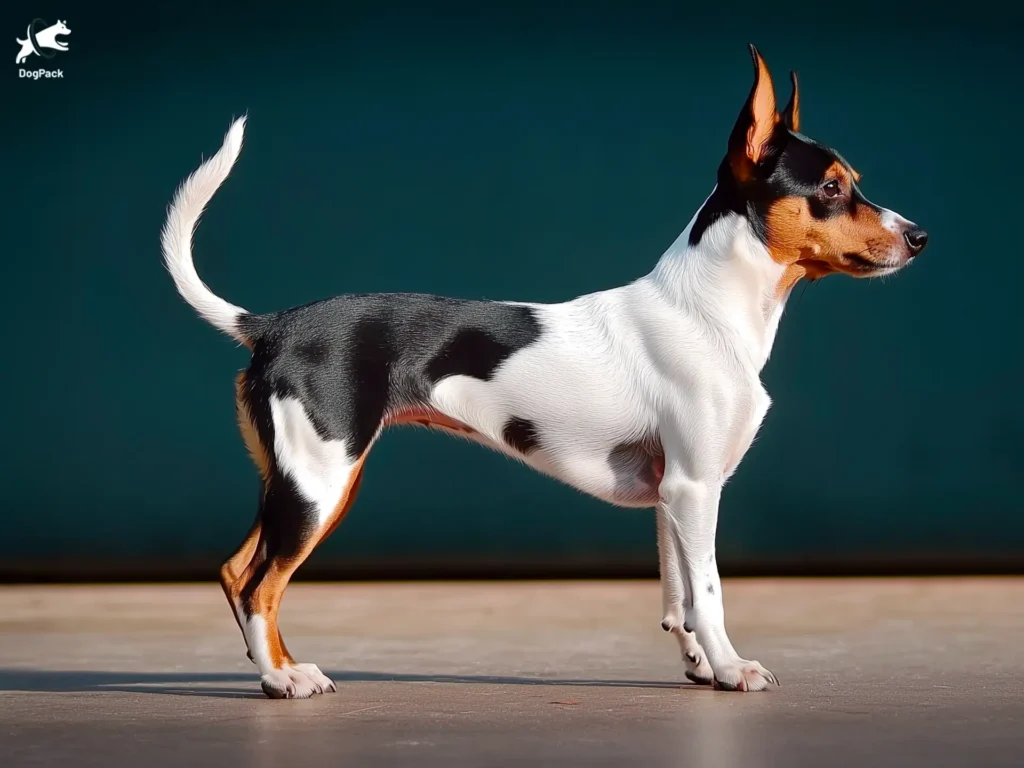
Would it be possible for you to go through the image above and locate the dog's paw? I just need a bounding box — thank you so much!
[260,666,328,699]
[291,663,337,694]
[712,659,779,692]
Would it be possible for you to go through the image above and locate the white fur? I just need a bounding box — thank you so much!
[269,396,357,527]
[880,207,912,234]
[161,117,250,344]
[244,614,273,673]
[246,614,331,698]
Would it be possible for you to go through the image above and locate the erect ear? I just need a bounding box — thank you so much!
[781,70,800,132]
[728,44,780,182]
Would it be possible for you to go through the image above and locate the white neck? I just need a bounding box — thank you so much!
[641,189,793,372]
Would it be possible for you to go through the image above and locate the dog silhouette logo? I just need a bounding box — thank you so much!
[15,19,70,65]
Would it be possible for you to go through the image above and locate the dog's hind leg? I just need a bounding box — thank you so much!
[219,500,297,666]
[237,452,365,698]
[233,393,370,699]
[657,506,713,685]
[220,373,296,665]
[219,507,263,662]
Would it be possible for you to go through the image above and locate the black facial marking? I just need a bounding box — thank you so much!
[690,128,874,247]
[661,620,673,632]
[707,583,715,595]
[502,417,540,454]
[239,293,542,460]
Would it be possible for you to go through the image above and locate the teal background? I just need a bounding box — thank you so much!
[1,1,1021,577]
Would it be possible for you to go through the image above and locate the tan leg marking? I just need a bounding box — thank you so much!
[241,453,369,674]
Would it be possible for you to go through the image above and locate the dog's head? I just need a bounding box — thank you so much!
[698,45,927,286]
[54,20,71,35]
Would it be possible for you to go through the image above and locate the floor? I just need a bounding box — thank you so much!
[1,578,1021,767]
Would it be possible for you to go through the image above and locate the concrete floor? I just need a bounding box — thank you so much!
[0,579,1021,767]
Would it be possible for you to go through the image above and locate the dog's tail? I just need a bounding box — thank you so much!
[161,116,257,347]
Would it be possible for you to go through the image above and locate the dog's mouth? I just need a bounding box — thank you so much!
[842,252,904,277]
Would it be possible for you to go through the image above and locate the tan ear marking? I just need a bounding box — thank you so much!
[728,45,781,182]
[781,70,800,133]
[746,47,778,164]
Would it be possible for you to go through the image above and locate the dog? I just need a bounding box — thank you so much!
[15,20,70,64]
[161,45,927,698]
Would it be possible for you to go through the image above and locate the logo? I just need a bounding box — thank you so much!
[16,18,69,79]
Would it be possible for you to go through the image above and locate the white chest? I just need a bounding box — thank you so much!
[723,383,771,482]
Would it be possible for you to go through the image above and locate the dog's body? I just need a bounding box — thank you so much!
[163,47,927,698]
[15,20,70,64]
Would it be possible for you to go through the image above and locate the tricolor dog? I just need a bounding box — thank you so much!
[162,45,927,697]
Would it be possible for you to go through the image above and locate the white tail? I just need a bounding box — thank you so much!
[161,116,250,344]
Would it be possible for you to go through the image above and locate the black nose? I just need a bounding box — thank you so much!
[904,228,928,255]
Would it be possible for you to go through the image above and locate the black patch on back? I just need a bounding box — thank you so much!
[296,339,328,365]
[240,293,543,458]
[426,312,540,383]
[502,417,540,454]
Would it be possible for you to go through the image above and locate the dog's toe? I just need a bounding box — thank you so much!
[291,663,337,694]
[711,659,778,692]
[260,665,329,699]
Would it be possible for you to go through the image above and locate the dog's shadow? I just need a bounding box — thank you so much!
[0,669,696,699]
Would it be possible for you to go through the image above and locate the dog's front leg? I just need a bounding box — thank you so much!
[658,468,778,692]
[656,506,713,684]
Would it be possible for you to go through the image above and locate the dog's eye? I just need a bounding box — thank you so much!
[821,180,842,198]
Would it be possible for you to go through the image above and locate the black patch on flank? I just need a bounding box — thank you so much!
[502,417,540,454]
[237,293,543,459]
[707,583,715,595]
[348,317,397,454]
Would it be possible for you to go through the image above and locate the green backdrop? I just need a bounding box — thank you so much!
[2,1,1020,577]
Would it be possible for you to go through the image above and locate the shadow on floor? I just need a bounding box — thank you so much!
[0,669,696,698]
